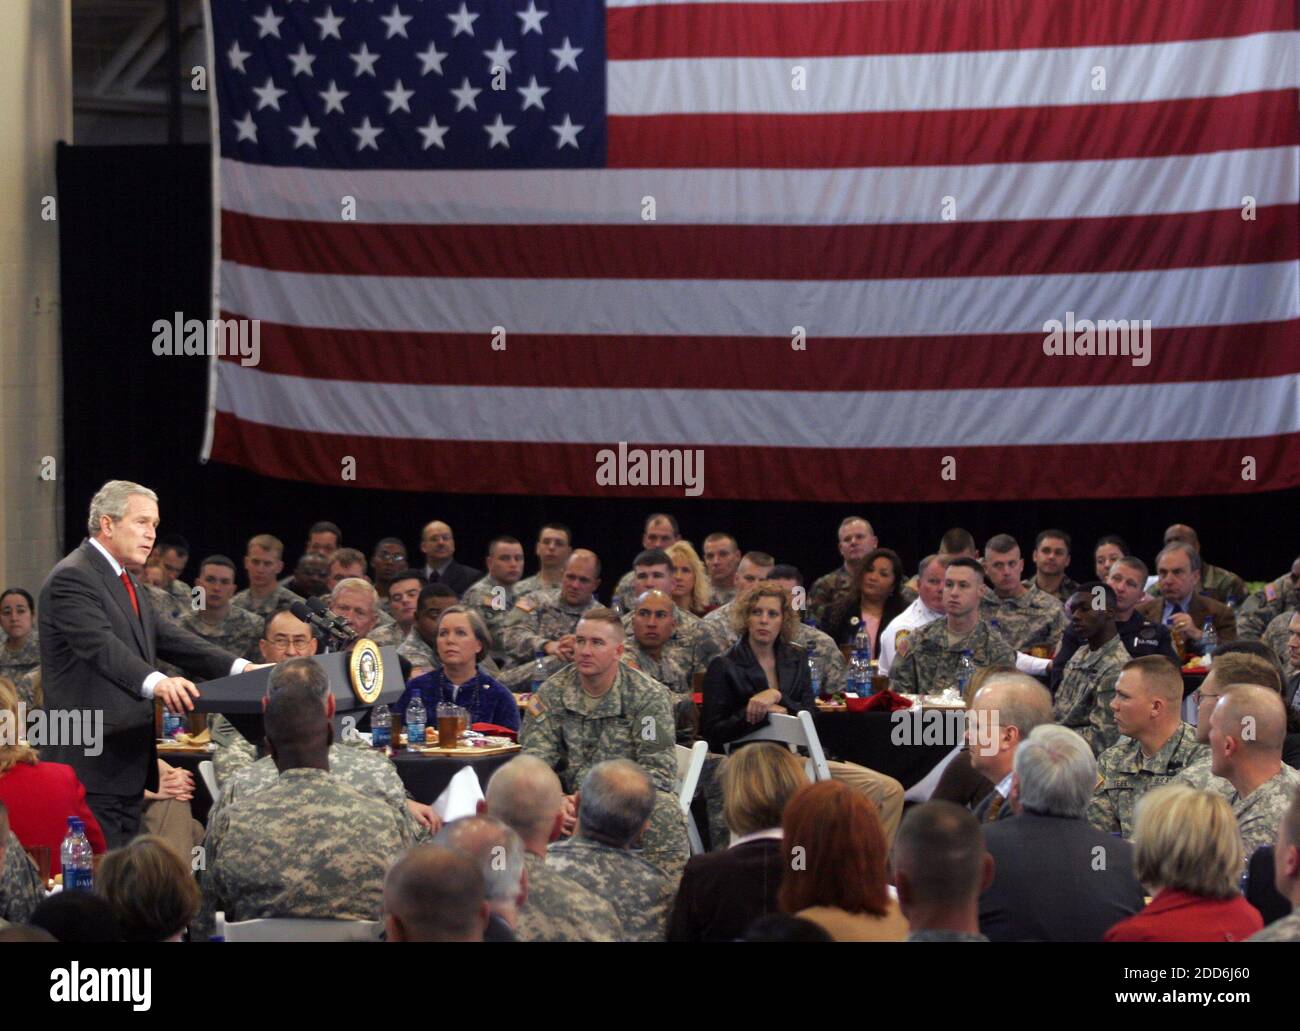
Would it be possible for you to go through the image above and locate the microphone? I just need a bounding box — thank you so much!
[290,600,357,644]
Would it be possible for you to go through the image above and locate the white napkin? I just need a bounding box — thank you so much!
[433,764,484,821]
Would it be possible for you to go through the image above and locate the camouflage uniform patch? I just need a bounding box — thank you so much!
[1052,634,1129,755]
[498,596,599,667]
[231,584,300,619]
[462,575,519,664]
[179,606,264,666]
[888,619,1017,696]
[980,584,1067,653]
[1088,723,1209,837]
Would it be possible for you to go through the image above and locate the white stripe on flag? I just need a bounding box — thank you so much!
[213,364,1300,448]
[607,32,1298,114]
[218,259,1299,336]
[218,148,1299,226]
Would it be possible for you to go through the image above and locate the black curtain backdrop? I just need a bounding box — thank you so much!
[53,143,1297,594]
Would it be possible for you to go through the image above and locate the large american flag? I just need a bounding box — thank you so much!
[203,0,1300,502]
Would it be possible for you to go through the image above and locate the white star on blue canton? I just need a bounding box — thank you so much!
[418,115,450,150]
[253,6,283,39]
[352,116,384,151]
[253,77,287,111]
[550,113,582,149]
[450,77,481,112]
[380,4,413,39]
[349,42,380,78]
[550,36,582,73]
[289,116,321,149]
[517,76,550,111]
[483,39,517,75]
[227,41,251,73]
[416,40,448,76]
[314,6,345,41]
[233,112,258,142]
[319,79,350,114]
[447,2,479,37]
[383,79,415,114]
[287,44,316,77]
[516,1,547,35]
[483,113,515,149]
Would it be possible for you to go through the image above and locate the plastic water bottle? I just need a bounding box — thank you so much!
[955,650,976,698]
[1201,619,1218,658]
[862,659,876,696]
[610,596,624,616]
[406,695,427,748]
[370,704,391,748]
[61,817,93,892]
[853,626,872,664]
[530,650,548,693]
[162,710,183,738]
[808,656,822,700]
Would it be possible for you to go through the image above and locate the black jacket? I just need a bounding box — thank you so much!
[423,560,483,598]
[38,540,238,795]
[822,594,907,653]
[667,837,784,942]
[700,636,813,753]
[979,811,1145,942]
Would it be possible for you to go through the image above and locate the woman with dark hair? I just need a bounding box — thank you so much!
[700,582,811,753]
[1093,535,1130,581]
[821,548,908,655]
[97,836,200,942]
[778,780,908,941]
[0,588,39,685]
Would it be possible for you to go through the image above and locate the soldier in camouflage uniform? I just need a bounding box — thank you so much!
[514,572,561,606]
[0,829,43,926]
[230,533,298,619]
[544,759,677,941]
[0,634,39,685]
[483,755,623,942]
[980,534,1067,653]
[232,583,299,619]
[1260,609,1295,670]
[520,609,689,878]
[1053,588,1129,756]
[181,556,264,665]
[609,514,682,611]
[498,550,601,670]
[330,577,403,647]
[194,679,413,940]
[1237,560,1300,640]
[1247,791,1300,942]
[461,537,526,667]
[808,516,876,622]
[0,586,39,683]
[514,523,572,608]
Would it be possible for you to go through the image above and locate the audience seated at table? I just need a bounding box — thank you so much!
[668,743,807,942]
[0,676,107,874]
[1104,784,1263,942]
[778,780,908,941]
[96,835,200,942]
[979,725,1145,941]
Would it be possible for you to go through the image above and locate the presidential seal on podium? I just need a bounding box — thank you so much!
[348,638,384,704]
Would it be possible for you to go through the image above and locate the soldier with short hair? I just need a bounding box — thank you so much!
[1248,787,1300,941]
[232,534,298,619]
[1053,583,1129,756]
[1088,655,1207,837]
[520,609,689,879]
[702,532,742,608]
[462,536,526,666]
[611,515,681,610]
[980,534,1068,654]
[179,556,264,665]
[808,516,877,622]
[499,550,602,674]
[514,523,572,604]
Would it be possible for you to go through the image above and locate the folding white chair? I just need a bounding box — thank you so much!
[726,711,832,782]
[197,760,219,804]
[675,741,708,855]
[216,912,381,942]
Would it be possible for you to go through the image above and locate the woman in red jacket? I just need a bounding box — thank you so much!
[0,677,106,875]
[1105,784,1262,942]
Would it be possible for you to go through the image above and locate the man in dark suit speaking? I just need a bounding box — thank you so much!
[39,480,265,847]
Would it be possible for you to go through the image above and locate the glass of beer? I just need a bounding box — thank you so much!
[437,702,461,748]
[457,706,471,738]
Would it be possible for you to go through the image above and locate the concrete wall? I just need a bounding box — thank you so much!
[0,0,72,595]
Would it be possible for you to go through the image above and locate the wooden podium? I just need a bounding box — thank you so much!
[189,646,406,746]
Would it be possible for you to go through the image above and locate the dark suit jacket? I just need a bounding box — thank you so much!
[979,811,1145,942]
[700,636,812,753]
[972,787,1013,824]
[1136,594,1236,647]
[667,837,784,942]
[38,540,238,796]
[423,560,482,597]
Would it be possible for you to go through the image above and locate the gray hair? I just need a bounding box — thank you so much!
[266,656,329,701]
[435,604,494,660]
[87,480,158,536]
[432,816,525,902]
[917,553,945,579]
[1013,725,1096,819]
[331,577,378,609]
[1156,542,1201,574]
[578,759,655,849]
[973,672,1053,737]
[486,756,564,841]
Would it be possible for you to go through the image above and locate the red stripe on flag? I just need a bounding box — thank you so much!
[220,206,1297,280]
[607,0,1293,59]
[218,320,1300,392]
[208,412,1300,502]
[606,91,1296,168]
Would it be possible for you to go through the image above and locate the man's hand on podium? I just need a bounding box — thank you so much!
[156,676,200,713]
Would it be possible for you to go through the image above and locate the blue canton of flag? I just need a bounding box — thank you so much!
[210,0,605,168]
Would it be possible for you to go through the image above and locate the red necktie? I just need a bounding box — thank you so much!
[119,570,141,618]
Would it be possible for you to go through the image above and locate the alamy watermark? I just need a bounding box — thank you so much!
[151,312,261,367]
[0,703,102,757]
[1042,311,1151,367]
[891,707,999,756]
[595,441,704,497]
